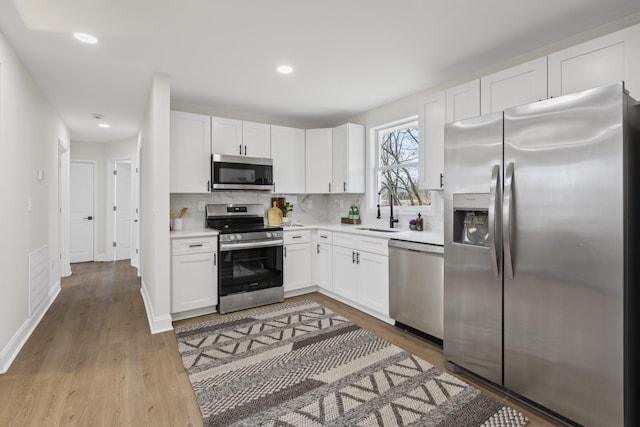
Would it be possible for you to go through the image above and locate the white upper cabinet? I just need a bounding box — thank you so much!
[271,125,305,194]
[211,117,271,158]
[446,79,480,123]
[242,121,271,158]
[548,25,640,99]
[211,116,243,156]
[305,128,332,194]
[481,57,548,115]
[332,123,365,193]
[170,111,212,193]
[418,91,446,190]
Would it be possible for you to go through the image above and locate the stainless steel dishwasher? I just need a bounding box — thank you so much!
[389,239,444,341]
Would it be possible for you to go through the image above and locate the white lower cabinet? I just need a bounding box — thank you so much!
[283,230,311,293]
[171,236,218,315]
[331,232,389,317]
[312,231,333,291]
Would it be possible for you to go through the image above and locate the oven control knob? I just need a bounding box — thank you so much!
[266,232,272,238]
[235,234,242,240]
[228,235,236,241]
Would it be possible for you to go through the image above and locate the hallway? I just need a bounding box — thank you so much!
[0,261,201,426]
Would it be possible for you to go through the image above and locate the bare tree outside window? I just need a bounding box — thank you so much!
[376,121,431,207]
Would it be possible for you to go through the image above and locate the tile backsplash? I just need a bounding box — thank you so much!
[170,191,444,234]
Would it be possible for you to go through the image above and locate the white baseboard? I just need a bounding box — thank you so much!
[0,281,61,374]
[283,286,316,298]
[317,288,394,325]
[94,253,107,262]
[140,280,173,334]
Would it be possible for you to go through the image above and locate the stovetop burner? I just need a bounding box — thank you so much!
[206,204,283,239]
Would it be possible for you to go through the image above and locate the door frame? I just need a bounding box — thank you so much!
[70,159,97,265]
[58,140,71,276]
[106,156,133,261]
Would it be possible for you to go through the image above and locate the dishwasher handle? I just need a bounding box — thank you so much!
[388,239,444,254]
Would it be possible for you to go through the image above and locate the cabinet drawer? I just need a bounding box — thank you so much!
[332,232,357,249]
[357,235,388,256]
[284,230,311,244]
[316,230,333,244]
[172,237,217,255]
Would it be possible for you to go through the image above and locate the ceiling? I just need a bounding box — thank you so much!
[1,0,640,143]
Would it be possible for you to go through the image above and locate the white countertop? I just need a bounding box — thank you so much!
[170,223,443,246]
[282,223,443,246]
[170,228,219,239]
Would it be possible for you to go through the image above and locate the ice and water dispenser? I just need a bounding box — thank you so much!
[452,193,490,247]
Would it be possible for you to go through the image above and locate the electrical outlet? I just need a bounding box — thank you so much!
[198,201,206,211]
[307,199,312,209]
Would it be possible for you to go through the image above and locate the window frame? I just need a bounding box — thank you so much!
[368,116,433,216]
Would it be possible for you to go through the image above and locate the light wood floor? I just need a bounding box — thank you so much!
[0,261,561,426]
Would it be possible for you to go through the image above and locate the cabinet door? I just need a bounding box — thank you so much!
[357,251,389,316]
[332,245,358,300]
[242,121,271,158]
[211,116,243,156]
[481,57,548,115]
[446,79,480,123]
[171,251,217,312]
[305,128,332,193]
[548,29,627,98]
[170,111,211,193]
[313,242,333,291]
[332,123,365,193]
[418,91,446,190]
[271,125,305,194]
[283,243,311,292]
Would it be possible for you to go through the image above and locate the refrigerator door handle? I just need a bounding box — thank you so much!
[503,162,515,279]
[488,164,501,278]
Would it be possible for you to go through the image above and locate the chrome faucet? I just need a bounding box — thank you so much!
[377,186,399,228]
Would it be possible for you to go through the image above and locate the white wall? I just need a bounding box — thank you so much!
[0,31,70,373]
[70,138,137,261]
[139,74,172,333]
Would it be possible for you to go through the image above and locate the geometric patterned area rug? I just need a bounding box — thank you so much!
[175,300,528,427]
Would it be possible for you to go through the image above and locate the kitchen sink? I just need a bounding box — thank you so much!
[356,227,400,233]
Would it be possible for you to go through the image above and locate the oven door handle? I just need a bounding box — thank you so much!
[220,239,284,251]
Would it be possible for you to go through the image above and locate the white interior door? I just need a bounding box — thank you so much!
[115,161,132,260]
[70,161,94,263]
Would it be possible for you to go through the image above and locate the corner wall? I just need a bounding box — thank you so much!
[0,30,70,373]
[139,74,172,333]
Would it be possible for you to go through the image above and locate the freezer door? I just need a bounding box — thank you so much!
[443,112,503,385]
[503,83,625,426]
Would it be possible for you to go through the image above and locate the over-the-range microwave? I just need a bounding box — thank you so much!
[211,154,274,191]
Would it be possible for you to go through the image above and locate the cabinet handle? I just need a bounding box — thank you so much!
[292,235,302,239]
[213,253,217,266]
[343,182,346,192]
[352,251,356,264]
[320,235,327,239]
[189,244,203,248]
[329,183,332,193]
[317,244,320,254]
[244,145,247,156]
[207,180,210,192]
[356,252,360,264]
[239,144,243,155]
[284,247,287,257]
[440,173,444,188]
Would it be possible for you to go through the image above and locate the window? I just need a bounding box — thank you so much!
[374,119,430,208]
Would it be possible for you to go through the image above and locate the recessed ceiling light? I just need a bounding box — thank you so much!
[98,123,110,128]
[73,32,98,44]
[277,65,293,74]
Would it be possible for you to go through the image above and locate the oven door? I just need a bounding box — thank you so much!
[212,154,273,190]
[218,240,283,298]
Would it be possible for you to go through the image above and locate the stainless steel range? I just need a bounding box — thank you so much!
[206,204,283,314]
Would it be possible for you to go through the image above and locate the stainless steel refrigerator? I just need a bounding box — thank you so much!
[443,82,639,426]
